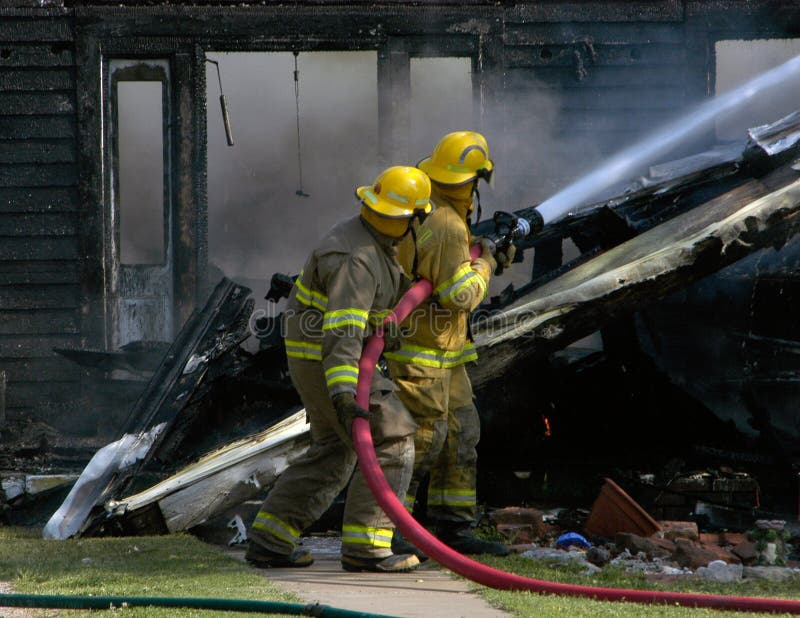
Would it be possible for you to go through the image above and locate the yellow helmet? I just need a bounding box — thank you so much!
[357,166,433,237]
[418,131,494,186]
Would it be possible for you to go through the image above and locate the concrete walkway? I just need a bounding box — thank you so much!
[228,536,510,618]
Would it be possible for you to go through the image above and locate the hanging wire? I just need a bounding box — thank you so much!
[293,51,309,197]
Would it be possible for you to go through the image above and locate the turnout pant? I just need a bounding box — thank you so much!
[387,362,479,525]
[248,358,416,559]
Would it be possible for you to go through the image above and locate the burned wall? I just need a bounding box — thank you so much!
[0,7,82,433]
[2,0,800,442]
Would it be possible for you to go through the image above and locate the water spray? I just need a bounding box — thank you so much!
[535,53,800,225]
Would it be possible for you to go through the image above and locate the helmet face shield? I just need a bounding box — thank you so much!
[477,164,495,188]
[413,204,433,226]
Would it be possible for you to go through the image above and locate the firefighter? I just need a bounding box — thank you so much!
[385,132,513,557]
[246,166,432,573]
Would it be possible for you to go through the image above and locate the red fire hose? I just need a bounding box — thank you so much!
[351,246,800,613]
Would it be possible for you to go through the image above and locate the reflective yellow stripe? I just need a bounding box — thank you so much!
[460,342,478,364]
[428,488,476,507]
[285,339,323,361]
[295,270,328,311]
[252,511,300,545]
[470,261,490,299]
[384,343,477,368]
[325,364,359,387]
[368,309,392,326]
[434,265,473,297]
[341,525,393,548]
[322,308,368,331]
[438,268,486,304]
[447,164,472,172]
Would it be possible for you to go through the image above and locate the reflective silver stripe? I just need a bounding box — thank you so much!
[427,488,476,507]
[384,344,478,369]
[362,189,379,205]
[438,269,484,304]
[386,190,409,204]
[324,364,359,387]
[322,309,368,331]
[341,525,393,548]
[252,511,300,545]
[433,265,472,297]
[459,144,486,164]
[295,270,328,311]
[285,339,323,361]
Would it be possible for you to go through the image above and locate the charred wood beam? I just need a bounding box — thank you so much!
[470,166,800,389]
[103,410,310,536]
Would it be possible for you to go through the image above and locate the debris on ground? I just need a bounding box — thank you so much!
[488,476,800,585]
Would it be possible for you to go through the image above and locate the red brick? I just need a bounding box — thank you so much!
[699,533,721,545]
[657,521,699,541]
[674,538,720,569]
[701,543,741,564]
[732,540,758,565]
[721,532,748,546]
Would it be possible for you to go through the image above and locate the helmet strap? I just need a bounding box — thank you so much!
[410,223,420,280]
[472,180,482,225]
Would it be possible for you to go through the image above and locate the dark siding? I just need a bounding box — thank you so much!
[0,10,80,425]
[502,22,688,139]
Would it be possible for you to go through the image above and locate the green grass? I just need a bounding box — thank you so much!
[470,554,800,618]
[0,527,301,617]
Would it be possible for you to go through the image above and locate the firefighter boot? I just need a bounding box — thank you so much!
[341,553,420,573]
[390,529,429,562]
[245,542,314,568]
[437,523,509,556]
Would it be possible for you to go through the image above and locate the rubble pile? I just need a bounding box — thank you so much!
[490,507,800,584]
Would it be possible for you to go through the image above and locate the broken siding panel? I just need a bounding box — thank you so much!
[0,116,76,140]
[0,188,78,213]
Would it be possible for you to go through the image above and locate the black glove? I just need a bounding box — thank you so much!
[332,392,371,429]
[381,319,404,353]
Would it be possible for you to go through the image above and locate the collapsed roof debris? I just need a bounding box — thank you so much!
[38,112,800,538]
[43,278,254,539]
